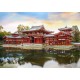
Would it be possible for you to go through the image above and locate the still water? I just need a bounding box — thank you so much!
[0,47,80,68]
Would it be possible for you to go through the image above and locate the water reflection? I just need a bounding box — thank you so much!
[0,47,80,68]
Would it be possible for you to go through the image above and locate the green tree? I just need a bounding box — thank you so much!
[24,26,30,30]
[72,25,80,42]
[17,24,30,32]
[0,25,3,32]
[0,31,11,41]
[17,24,24,32]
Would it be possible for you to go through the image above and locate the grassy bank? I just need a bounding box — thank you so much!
[0,40,4,46]
[2,44,75,50]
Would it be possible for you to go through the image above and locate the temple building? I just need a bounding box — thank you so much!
[4,32,23,44]
[44,34,54,45]
[4,26,73,45]
[22,25,52,44]
[53,31,72,45]
[56,27,72,45]
[44,27,73,45]
[58,27,72,34]
[4,25,52,44]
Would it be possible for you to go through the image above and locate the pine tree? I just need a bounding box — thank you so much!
[17,24,30,33]
[72,25,80,42]
[0,25,3,32]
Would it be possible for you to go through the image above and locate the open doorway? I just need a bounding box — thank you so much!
[30,36,34,43]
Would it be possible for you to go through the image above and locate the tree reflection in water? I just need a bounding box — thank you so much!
[0,47,80,68]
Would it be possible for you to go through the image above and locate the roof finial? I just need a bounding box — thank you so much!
[65,25,67,28]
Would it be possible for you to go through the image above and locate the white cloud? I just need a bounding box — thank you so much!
[48,12,80,21]
[47,12,80,30]
[1,12,80,33]
[2,13,44,32]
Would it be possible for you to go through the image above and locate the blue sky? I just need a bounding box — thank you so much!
[0,12,49,21]
[0,12,80,32]
[0,12,51,32]
[0,12,9,20]
[17,12,49,19]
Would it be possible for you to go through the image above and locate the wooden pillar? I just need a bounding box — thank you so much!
[37,37,39,43]
[35,37,37,43]
[40,37,42,44]
[8,38,9,44]
[36,37,37,43]
[39,37,42,43]
[27,37,30,43]
[39,37,41,43]
[34,37,36,43]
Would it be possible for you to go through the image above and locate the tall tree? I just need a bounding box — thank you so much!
[17,24,24,32]
[72,25,80,42]
[0,25,3,32]
[0,31,11,41]
[17,24,30,32]
[24,26,30,30]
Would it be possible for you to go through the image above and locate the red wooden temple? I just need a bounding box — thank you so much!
[4,32,23,44]
[4,25,73,45]
[4,25,52,44]
[44,27,72,45]
[22,25,52,44]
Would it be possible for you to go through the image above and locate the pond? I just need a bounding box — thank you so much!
[0,47,80,68]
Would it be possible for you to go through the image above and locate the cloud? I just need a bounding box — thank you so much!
[48,12,80,21]
[1,12,80,33]
[1,13,38,25]
[47,12,80,30]
[1,13,45,32]
[1,12,55,32]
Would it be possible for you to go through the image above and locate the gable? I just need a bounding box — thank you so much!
[58,27,72,31]
[30,25,45,31]
[54,31,71,36]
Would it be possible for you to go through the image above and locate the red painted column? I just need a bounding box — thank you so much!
[38,37,40,43]
[28,37,30,43]
[40,38,42,43]
[36,38,38,43]
[35,38,36,43]
[34,37,36,43]
[38,38,40,44]
[41,37,42,43]
[36,38,37,43]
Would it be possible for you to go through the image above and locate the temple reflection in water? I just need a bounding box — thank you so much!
[0,47,80,68]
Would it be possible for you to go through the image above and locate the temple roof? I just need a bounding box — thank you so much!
[58,27,72,31]
[44,34,54,37]
[23,25,44,32]
[12,31,19,34]
[30,25,44,30]
[5,35,22,38]
[54,31,72,36]
[22,25,52,33]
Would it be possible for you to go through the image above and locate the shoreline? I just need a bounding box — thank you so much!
[1,44,74,50]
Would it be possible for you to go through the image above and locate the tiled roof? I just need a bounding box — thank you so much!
[6,35,22,38]
[22,25,52,33]
[23,25,44,32]
[30,25,44,30]
[58,27,72,31]
[44,34,54,37]
[12,31,19,34]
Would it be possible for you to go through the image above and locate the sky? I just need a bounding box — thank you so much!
[0,12,80,33]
